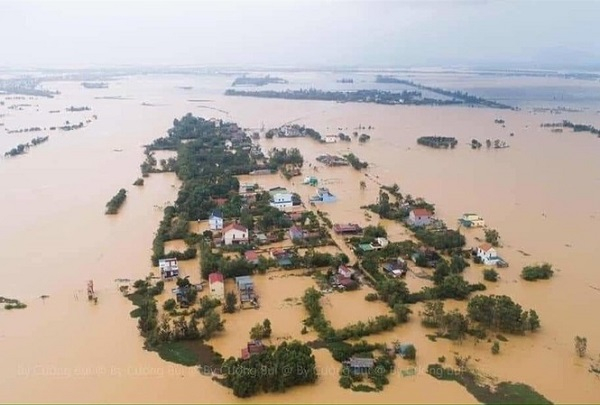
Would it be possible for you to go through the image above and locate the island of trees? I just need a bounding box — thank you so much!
[417,136,458,149]
[541,120,600,137]
[375,76,513,109]
[225,88,469,107]
[105,188,127,215]
[4,136,49,157]
[232,75,288,86]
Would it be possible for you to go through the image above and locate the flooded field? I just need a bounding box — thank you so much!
[1,72,599,403]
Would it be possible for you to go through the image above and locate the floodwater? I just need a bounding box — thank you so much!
[1,72,599,403]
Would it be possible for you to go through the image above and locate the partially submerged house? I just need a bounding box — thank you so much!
[476,243,501,266]
[303,176,318,186]
[222,223,249,245]
[358,237,389,252]
[459,213,485,228]
[208,210,224,230]
[271,248,292,267]
[343,357,375,374]
[338,264,356,279]
[159,258,179,279]
[310,187,336,203]
[288,225,305,241]
[270,192,294,209]
[382,259,408,277]
[244,250,260,265]
[241,340,266,360]
[407,208,433,227]
[208,272,225,301]
[333,223,363,235]
[236,276,258,307]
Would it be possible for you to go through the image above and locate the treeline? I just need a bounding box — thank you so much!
[225,88,469,107]
[105,188,127,215]
[344,153,368,170]
[541,120,600,136]
[4,136,50,157]
[375,76,513,109]
[220,341,317,397]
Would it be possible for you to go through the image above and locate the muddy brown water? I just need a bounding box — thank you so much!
[1,74,599,403]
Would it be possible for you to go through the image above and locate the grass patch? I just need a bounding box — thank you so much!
[153,340,222,368]
[427,364,552,404]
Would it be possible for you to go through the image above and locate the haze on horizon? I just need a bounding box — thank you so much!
[1,0,599,70]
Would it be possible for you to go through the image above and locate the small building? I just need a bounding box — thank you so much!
[240,183,257,193]
[208,210,224,230]
[241,340,265,360]
[344,357,375,374]
[396,343,415,359]
[236,276,256,304]
[303,176,319,186]
[333,223,363,235]
[411,248,441,268]
[407,208,433,227]
[459,213,485,228]
[271,248,292,267]
[244,250,260,265]
[254,232,268,245]
[208,272,225,301]
[373,237,389,249]
[358,243,375,253]
[310,187,336,203]
[383,260,408,277]
[222,223,249,245]
[159,258,179,279]
[476,243,500,265]
[338,265,355,279]
[289,225,305,241]
[270,192,294,209]
[324,135,338,143]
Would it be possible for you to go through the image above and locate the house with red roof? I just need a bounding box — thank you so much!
[476,243,500,265]
[244,250,260,265]
[407,208,433,227]
[222,223,248,245]
[208,272,225,301]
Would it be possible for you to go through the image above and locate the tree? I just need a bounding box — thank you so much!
[491,341,500,355]
[392,303,412,323]
[442,310,469,342]
[483,268,499,282]
[435,274,471,300]
[163,298,176,311]
[421,301,445,328]
[403,344,416,360]
[575,336,587,358]
[484,229,500,247]
[359,180,366,190]
[224,291,237,313]
[528,310,540,331]
[262,319,272,338]
[521,263,554,281]
[202,310,224,339]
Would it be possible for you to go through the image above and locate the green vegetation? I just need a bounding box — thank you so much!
[521,263,554,281]
[4,136,50,157]
[467,295,540,334]
[492,341,500,355]
[1,296,27,310]
[575,336,587,358]
[483,268,499,282]
[344,153,368,170]
[365,293,379,302]
[163,299,176,311]
[223,291,237,313]
[133,178,144,186]
[485,228,500,247]
[541,120,600,137]
[358,133,371,143]
[105,188,127,215]
[427,364,552,404]
[249,319,272,340]
[220,340,318,397]
[417,136,458,149]
[412,228,465,250]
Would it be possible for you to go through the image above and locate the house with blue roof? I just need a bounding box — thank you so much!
[209,210,224,230]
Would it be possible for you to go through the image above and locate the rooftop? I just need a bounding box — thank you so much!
[479,242,494,252]
[223,223,248,233]
[411,208,433,217]
[208,272,224,283]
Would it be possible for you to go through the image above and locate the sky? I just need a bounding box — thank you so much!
[1,0,599,69]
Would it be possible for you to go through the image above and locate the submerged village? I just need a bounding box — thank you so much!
[106,114,562,402]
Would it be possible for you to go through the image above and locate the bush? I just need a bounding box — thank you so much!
[438,356,446,363]
[365,293,379,302]
[521,263,554,281]
[403,344,416,360]
[483,268,499,282]
[339,375,353,389]
[163,298,177,311]
[133,178,144,186]
[491,341,500,355]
